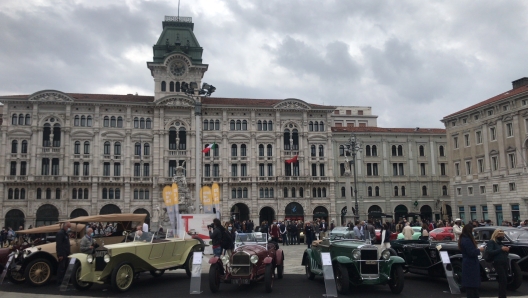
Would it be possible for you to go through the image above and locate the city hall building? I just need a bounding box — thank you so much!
[0,16,451,229]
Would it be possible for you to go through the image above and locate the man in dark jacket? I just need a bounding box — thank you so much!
[56,222,71,285]
[208,218,224,257]
[289,222,298,245]
[304,222,314,248]
[279,221,288,246]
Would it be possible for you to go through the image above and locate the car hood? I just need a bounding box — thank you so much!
[330,230,348,235]
[330,240,370,249]
[234,244,268,255]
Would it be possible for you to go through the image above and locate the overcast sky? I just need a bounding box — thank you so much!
[1,0,527,128]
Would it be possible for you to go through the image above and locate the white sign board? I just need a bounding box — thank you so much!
[440,251,451,264]
[322,252,332,266]
[192,252,203,265]
[179,214,217,254]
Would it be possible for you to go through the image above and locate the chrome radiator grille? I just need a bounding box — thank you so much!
[231,266,251,276]
[359,249,379,275]
[232,253,250,265]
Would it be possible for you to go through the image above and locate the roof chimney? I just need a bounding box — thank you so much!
[512,77,528,89]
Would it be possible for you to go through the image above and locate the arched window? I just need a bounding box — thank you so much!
[87,116,93,127]
[8,188,13,199]
[74,141,80,154]
[320,121,325,131]
[322,187,326,197]
[114,142,121,155]
[18,114,24,125]
[291,187,296,198]
[243,187,248,198]
[313,188,317,198]
[102,188,108,199]
[84,188,89,199]
[81,116,86,126]
[368,186,373,197]
[144,143,150,155]
[262,120,268,131]
[42,123,51,147]
[259,188,264,198]
[259,144,264,156]
[109,188,114,199]
[236,120,241,130]
[292,129,299,150]
[237,187,242,198]
[283,129,290,150]
[394,186,399,196]
[283,187,288,198]
[78,188,83,199]
[372,145,377,156]
[419,145,425,156]
[161,81,166,92]
[135,143,141,155]
[319,145,324,157]
[402,186,406,196]
[74,115,80,126]
[25,114,31,125]
[314,121,319,131]
[134,117,139,128]
[169,81,174,92]
[341,187,346,197]
[265,188,269,198]
[299,187,304,197]
[103,142,110,155]
[442,185,448,196]
[203,119,209,130]
[139,189,144,200]
[11,140,17,153]
[21,141,28,153]
[14,188,19,200]
[317,187,322,197]
[72,188,77,199]
[391,145,397,156]
[439,145,445,157]
[375,186,380,196]
[268,121,273,131]
[241,144,247,157]
[140,118,145,129]
[257,120,262,131]
[37,188,42,199]
[12,114,17,125]
[52,124,61,147]
[230,120,235,130]
[231,188,236,199]
[310,145,316,156]
[83,141,90,154]
[398,145,403,156]
[365,145,371,156]
[176,82,180,92]
[270,188,274,197]
[231,144,237,157]
[56,188,61,199]
[20,188,26,200]
[209,120,214,130]
[422,185,428,196]
[215,120,220,130]
[46,188,51,199]
[309,121,313,131]
[146,118,151,129]
[267,144,273,156]
[179,127,187,150]
[103,116,109,127]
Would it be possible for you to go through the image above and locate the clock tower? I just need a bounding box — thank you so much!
[147,16,209,102]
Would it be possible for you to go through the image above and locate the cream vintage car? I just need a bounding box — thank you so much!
[11,214,144,286]
[70,227,204,292]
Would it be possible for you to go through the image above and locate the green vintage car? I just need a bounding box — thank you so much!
[302,238,406,294]
[397,226,421,240]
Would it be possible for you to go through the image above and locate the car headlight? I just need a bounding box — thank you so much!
[23,250,29,258]
[352,249,361,260]
[14,249,19,258]
[104,254,111,263]
[220,255,229,264]
[87,254,94,264]
[381,249,391,260]
[250,255,259,264]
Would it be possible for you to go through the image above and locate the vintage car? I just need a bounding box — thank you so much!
[390,236,523,291]
[70,226,204,292]
[10,214,143,286]
[429,227,454,241]
[396,226,421,240]
[208,232,284,293]
[302,238,405,294]
[329,227,354,239]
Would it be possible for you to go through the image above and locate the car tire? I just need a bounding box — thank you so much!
[264,263,273,293]
[72,262,93,291]
[450,260,463,290]
[276,263,284,279]
[184,252,193,278]
[507,261,523,291]
[208,263,221,293]
[334,263,349,294]
[388,248,398,256]
[24,258,52,286]
[111,262,134,292]
[388,265,404,294]
[7,269,26,284]
[149,269,165,278]
[305,258,315,280]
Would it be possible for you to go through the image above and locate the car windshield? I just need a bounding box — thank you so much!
[332,227,348,231]
[504,229,528,241]
[235,232,268,246]
[412,227,421,232]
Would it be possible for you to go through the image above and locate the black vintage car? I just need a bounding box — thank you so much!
[390,226,524,291]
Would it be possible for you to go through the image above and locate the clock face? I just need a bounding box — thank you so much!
[169,60,186,77]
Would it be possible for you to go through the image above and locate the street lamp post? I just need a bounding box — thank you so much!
[344,134,362,223]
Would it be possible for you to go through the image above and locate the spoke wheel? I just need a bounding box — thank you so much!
[72,262,93,291]
[334,263,349,294]
[111,262,134,292]
[7,269,25,284]
[184,253,193,278]
[264,264,273,293]
[24,259,51,286]
[208,263,221,293]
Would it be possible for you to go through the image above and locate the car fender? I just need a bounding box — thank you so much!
[301,250,312,266]
[335,256,353,264]
[388,256,406,264]
[20,251,58,273]
[209,256,220,264]
[275,249,284,266]
[100,252,154,279]
[508,253,520,261]
[263,256,273,264]
[69,253,93,281]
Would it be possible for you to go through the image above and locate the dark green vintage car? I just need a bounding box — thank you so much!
[302,238,406,294]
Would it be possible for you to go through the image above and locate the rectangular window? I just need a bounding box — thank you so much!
[113,163,121,176]
[259,164,265,176]
[367,163,372,176]
[453,136,459,149]
[506,123,514,137]
[522,99,527,106]
[143,163,150,176]
[495,205,503,225]
[293,162,299,176]
[464,134,470,146]
[508,153,516,168]
[476,131,482,144]
[511,204,520,222]
[231,164,238,177]
[490,127,496,141]
[267,164,273,176]
[493,184,499,193]
[393,163,398,176]
[341,163,346,176]
[399,163,404,175]
[420,163,426,176]
[487,110,493,116]
[509,182,516,191]
[103,162,110,176]
[470,206,477,221]
[456,187,461,196]
[491,156,499,171]
[319,164,325,176]
[312,164,317,176]
[477,159,484,173]
[51,158,59,175]
[168,160,177,177]
[465,161,471,175]
[20,161,27,176]
[480,185,486,194]
[83,162,89,176]
[468,186,473,195]
[241,164,247,176]
[454,163,460,176]
[213,164,219,177]
[440,163,446,175]
[134,163,141,176]
[204,164,211,177]
[459,207,465,223]
[41,158,50,175]
[482,206,488,221]
[10,161,16,175]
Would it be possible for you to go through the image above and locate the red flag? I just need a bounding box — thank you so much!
[285,155,298,164]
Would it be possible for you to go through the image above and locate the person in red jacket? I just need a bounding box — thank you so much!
[270,222,280,243]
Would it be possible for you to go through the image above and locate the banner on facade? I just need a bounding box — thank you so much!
[200,186,213,214]
[162,186,176,232]
[171,183,181,235]
[212,182,220,218]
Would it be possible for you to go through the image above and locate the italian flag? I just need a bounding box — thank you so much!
[285,155,298,164]
[202,143,217,154]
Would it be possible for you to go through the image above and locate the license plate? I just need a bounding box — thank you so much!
[365,261,377,265]
[232,279,250,285]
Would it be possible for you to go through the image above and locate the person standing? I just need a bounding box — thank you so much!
[330,220,335,232]
[402,222,413,240]
[353,221,362,239]
[420,223,430,240]
[280,221,288,246]
[486,229,510,298]
[366,220,376,241]
[208,218,224,258]
[320,220,328,239]
[459,223,484,298]
[80,228,97,254]
[56,222,72,285]
[380,223,392,249]
[305,222,314,248]
[270,222,280,243]
[297,221,303,244]
[289,221,298,245]
[313,220,321,240]
[453,219,463,241]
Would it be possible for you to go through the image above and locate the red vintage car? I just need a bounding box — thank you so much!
[374,229,398,244]
[208,232,284,293]
[429,227,455,241]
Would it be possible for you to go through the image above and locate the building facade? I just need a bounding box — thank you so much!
[442,78,528,224]
[331,127,451,224]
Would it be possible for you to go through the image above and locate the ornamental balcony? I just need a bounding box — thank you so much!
[5,175,28,181]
